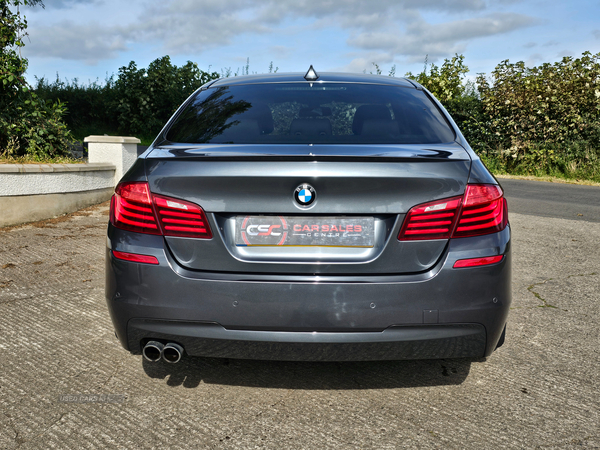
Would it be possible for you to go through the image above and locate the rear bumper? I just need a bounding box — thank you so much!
[128,320,486,361]
[106,224,511,361]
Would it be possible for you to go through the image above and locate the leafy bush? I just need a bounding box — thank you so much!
[404,55,485,139]
[111,56,219,139]
[479,141,600,182]
[471,52,600,181]
[476,52,600,152]
[36,56,220,143]
[405,54,469,103]
[0,0,75,159]
[406,52,600,181]
[34,75,117,139]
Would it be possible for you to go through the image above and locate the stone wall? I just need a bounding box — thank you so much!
[0,136,140,227]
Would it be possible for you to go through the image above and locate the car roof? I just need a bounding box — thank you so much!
[209,72,418,89]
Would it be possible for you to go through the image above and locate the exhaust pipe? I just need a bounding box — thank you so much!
[162,343,184,363]
[142,341,164,362]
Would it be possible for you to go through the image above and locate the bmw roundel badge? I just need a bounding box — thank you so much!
[294,184,316,207]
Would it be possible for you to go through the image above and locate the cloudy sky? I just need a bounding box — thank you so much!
[20,0,600,84]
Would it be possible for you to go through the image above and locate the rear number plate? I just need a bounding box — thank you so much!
[235,216,374,247]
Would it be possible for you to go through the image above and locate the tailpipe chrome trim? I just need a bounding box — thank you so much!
[162,343,184,363]
[142,341,164,362]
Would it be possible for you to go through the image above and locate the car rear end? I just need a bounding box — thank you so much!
[105,73,511,362]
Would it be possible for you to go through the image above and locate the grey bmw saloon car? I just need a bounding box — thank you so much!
[106,69,510,363]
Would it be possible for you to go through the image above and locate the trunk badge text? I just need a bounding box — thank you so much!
[294,184,316,207]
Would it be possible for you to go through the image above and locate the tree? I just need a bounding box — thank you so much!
[405,54,469,103]
[0,0,74,159]
[111,56,219,138]
[404,54,484,141]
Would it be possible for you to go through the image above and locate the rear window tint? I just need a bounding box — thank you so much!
[166,83,455,145]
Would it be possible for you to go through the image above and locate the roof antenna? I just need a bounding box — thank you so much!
[304,65,319,81]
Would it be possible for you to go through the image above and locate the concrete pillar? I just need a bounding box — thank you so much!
[84,135,140,185]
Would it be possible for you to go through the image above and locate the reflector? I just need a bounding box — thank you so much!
[112,250,159,265]
[453,255,504,268]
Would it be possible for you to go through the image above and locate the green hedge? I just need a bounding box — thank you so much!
[32,52,600,181]
[35,56,219,144]
[407,52,600,182]
[1,0,74,160]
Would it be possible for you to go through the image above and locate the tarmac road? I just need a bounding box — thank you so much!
[0,180,599,449]
[500,177,600,223]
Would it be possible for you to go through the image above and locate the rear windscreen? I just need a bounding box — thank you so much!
[166,83,455,145]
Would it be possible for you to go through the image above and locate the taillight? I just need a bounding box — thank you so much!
[154,195,212,239]
[398,184,507,241]
[110,182,212,239]
[453,185,507,238]
[397,196,462,240]
[111,182,161,235]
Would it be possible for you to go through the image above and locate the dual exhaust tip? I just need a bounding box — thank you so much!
[143,341,184,363]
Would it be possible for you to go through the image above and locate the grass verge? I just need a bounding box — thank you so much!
[494,173,600,187]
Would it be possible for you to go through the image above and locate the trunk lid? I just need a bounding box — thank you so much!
[145,143,471,275]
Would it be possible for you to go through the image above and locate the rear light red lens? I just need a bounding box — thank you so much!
[110,182,212,239]
[112,250,159,265]
[153,195,212,239]
[453,185,507,238]
[111,182,160,235]
[453,255,504,268]
[398,196,462,240]
[398,184,508,241]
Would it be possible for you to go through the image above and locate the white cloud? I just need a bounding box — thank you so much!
[257,0,487,24]
[556,50,575,58]
[39,0,104,9]
[525,53,543,66]
[341,51,398,74]
[22,0,537,68]
[347,13,536,59]
[26,22,129,64]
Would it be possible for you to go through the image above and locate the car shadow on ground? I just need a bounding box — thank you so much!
[141,356,481,389]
